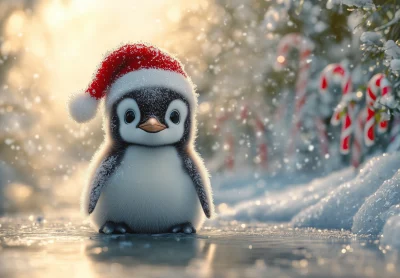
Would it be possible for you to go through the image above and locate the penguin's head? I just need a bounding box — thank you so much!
[109,87,192,147]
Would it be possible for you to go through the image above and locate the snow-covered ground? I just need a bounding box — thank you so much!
[216,167,355,222]
[216,152,400,249]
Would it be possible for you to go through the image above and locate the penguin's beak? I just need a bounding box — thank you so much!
[139,117,166,133]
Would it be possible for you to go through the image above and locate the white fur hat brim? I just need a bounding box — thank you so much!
[68,69,197,123]
[106,69,197,111]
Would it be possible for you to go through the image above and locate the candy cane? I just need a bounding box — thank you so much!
[387,114,400,153]
[351,108,366,169]
[364,73,392,146]
[224,133,235,170]
[241,105,268,168]
[216,105,268,170]
[319,64,353,154]
[255,114,268,168]
[314,117,329,157]
[215,112,235,170]
[276,33,314,156]
[274,90,290,123]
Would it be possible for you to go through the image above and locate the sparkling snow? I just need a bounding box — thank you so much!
[217,168,355,222]
[291,153,400,230]
[215,152,400,250]
[352,170,400,235]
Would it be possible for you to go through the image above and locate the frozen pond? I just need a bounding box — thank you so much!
[0,213,399,278]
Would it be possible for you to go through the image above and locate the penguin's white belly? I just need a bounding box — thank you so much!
[91,146,204,233]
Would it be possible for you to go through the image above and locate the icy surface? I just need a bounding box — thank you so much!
[1,213,400,278]
[352,170,400,235]
[218,168,355,222]
[292,153,400,230]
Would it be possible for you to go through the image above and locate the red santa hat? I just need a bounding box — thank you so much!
[69,43,196,123]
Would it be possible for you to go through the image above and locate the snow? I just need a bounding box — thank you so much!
[381,215,400,248]
[218,168,355,222]
[352,170,400,235]
[360,32,382,44]
[214,152,400,250]
[327,0,374,8]
[390,59,400,71]
[385,40,400,59]
[342,0,374,8]
[380,94,398,110]
[385,40,400,72]
[292,153,400,230]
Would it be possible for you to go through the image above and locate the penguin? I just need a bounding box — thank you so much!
[68,43,214,234]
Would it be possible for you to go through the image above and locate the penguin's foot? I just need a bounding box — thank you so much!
[99,221,132,234]
[169,222,196,234]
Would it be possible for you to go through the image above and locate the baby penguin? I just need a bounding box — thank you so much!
[68,44,214,234]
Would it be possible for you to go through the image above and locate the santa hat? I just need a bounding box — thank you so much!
[69,43,196,123]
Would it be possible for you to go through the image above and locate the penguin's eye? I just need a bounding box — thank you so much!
[124,109,136,124]
[169,110,180,124]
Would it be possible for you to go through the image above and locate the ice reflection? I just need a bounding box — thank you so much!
[82,232,312,277]
[84,234,217,277]
[85,234,203,266]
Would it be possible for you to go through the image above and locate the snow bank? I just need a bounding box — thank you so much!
[291,153,400,230]
[218,167,355,222]
[214,152,400,249]
[341,0,374,8]
[327,0,374,8]
[381,215,400,248]
[212,171,315,206]
[352,170,400,235]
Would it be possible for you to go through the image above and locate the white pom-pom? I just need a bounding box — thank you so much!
[68,91,99,123]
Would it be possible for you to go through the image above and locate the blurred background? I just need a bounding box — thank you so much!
[0,0,399,214]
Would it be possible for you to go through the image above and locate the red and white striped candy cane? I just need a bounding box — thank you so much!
[314,117,329,157]
[351,108,366,169]
[215,112,235,170]
[319,64,353,154]
[364,73,392,146]
[225,133,235,170]
[241,105,268,168]
[216,105,268,170]
[254,113,268,168]
[274,90,289,123]
[387,114,400,153]
[275,33,314,156]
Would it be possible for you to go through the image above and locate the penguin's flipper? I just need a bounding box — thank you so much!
[181,149,214,218]
[88,153,122,214]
